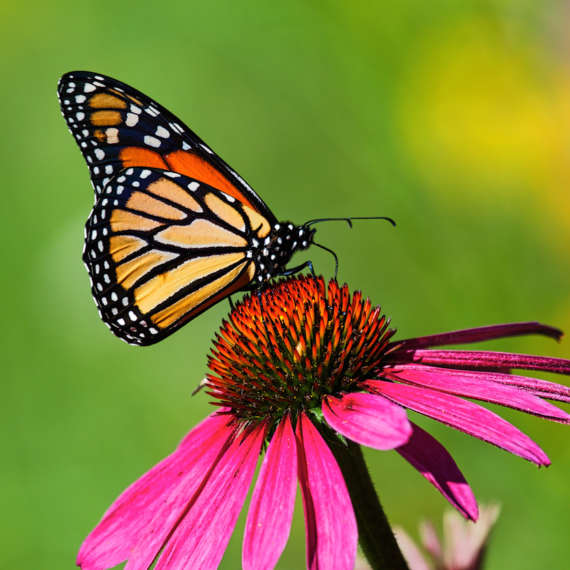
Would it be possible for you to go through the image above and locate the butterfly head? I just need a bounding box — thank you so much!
[251,221,315,286]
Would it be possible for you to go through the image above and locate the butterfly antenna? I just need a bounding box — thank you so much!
[305,216,396,228]
[313,241,339,279]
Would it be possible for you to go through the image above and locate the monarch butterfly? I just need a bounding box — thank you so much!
[58,71,391,346]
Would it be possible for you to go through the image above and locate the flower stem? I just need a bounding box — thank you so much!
[322,427,409,570]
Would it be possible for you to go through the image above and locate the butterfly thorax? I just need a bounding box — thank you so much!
[249,222,315,286]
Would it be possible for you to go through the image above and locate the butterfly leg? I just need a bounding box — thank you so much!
[228,294,235,311]
[280,260,316,278]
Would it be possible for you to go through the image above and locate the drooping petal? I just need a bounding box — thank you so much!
[396,422,478,520]
[393,349,570,375]
[388,322,562,351]
[384,364,570,423]
[77,411,233,570]
[243,416,297,570]
[296,413,357,570]
[323,392,412,450]
[366,380,550,465]
[154,424,265,569]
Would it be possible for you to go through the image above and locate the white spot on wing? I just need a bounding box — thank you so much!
[155,125,170,138]
[106,128,119,143]
[144,135,161,148]
[126,113,139,127]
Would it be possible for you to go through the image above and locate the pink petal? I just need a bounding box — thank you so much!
[394,349,570,375]
[154,424,265,569]
[243,416,297,570]
[385,364,570,423]
[296,413,357,570]
[389,322,562,350]
[366,380,550,465]
[396,422,479,520]
[482,373,570,403]
[323,392,412,450]
[77,411,233,570]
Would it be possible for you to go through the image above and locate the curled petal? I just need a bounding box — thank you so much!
[394,349,570,375]
[323,392,412,450]
[154,424,266,569]
[396,422,478,520]
[243,416,297,570]
[385,364,570,423]
[77,411,233,570]
[389,322,562,351]
[366,380,550,465]
[296,413,357,570]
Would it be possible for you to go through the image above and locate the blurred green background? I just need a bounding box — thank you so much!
[2,1,569,568]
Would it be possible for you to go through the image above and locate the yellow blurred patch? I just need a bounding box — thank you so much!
[397,18,570,243]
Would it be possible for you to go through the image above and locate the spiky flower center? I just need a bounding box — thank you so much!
[207,276,395,425]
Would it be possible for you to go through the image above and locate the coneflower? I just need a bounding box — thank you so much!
[78,276,569,570]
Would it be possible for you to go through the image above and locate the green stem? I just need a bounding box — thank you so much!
[322,428,409,570]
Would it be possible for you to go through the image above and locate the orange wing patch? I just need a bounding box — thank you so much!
[110,209,164,233]
[155,219,247,249]
[149,261,250,328]
[116,250,178,289]
[204,193,245,231]
[126,191,186,220]
[119,148,169,170]
[165,150,258,210]
[243,205,271,237]
[90,110,122,126]
[109,235,147,263]
[134,252,245,314]
[88,93,127,109]
[147,178,203,212]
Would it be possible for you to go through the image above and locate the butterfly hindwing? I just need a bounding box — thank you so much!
[57,71,276,222]
[84,167,260,345]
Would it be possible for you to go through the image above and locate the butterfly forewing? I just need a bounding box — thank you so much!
[84,167,260,345]
[57,71,276,221]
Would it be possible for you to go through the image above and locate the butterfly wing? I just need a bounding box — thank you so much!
[57,71,276,223]
[84,167,273,345]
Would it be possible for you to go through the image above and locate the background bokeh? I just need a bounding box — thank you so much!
[2,1,569,568]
